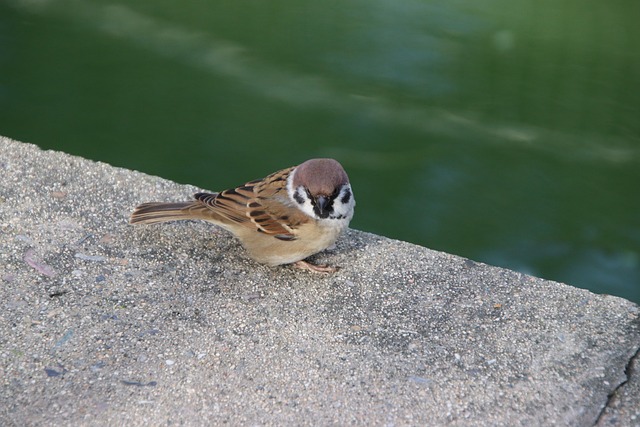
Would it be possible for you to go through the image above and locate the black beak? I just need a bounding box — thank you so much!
[316,196,328,214]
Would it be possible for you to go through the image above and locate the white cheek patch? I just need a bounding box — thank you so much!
[330,185,355,220]
[287,169,315,218]
[293,186,316,218]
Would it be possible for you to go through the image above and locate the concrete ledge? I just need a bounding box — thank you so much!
[1,136,639,426]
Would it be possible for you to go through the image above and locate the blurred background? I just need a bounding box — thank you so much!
[1,0,638,303]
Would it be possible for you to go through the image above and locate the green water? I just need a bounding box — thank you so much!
[1,0,639,303]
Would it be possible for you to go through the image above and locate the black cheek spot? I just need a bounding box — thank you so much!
[293,188,305,205]
[340,189,351,204]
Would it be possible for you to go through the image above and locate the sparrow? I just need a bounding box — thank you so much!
[129,158,355,273]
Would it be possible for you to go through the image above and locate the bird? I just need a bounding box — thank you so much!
[129,158,355,273]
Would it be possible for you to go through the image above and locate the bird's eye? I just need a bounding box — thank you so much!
[305,189,314,203]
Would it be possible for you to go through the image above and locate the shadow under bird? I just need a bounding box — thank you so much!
[129,158,355,272]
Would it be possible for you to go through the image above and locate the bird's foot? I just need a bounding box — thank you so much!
[293,260,340,274]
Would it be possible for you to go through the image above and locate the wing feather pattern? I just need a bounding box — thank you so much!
[193,166,307,239]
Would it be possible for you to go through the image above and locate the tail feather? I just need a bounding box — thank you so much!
[129,201,212,225]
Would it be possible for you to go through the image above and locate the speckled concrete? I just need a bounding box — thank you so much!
[1,136,639,426]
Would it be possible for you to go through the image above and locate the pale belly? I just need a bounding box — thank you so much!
[236,219,348,266]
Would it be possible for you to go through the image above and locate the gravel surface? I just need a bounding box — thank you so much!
[1,136,639,426]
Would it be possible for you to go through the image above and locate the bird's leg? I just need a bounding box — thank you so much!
[293,260,340,274]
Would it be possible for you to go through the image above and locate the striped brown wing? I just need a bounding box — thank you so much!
[194,166,308,239]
